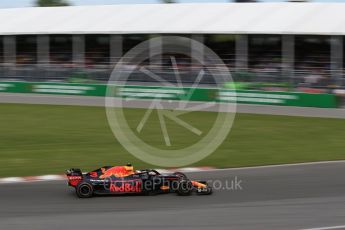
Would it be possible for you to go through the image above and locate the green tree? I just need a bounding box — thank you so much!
[160,0,176,3]
[35,0,70,7]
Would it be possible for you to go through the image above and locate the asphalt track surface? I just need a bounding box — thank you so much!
[1,162,345,230]
[0,93,345,119]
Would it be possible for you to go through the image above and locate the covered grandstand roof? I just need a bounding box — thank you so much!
[1,3,345,35]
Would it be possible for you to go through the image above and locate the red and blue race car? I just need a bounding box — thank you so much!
[66,164,212,198]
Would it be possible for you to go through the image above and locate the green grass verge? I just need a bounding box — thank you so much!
[0,103,345,177]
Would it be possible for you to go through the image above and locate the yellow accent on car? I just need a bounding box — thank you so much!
[160,186,170,190]
[191,181,207,188]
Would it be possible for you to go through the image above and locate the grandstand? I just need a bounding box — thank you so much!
[0,3,344,93]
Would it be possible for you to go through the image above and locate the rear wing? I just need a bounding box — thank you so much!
[66,168,82,176]
[66,168,83,187]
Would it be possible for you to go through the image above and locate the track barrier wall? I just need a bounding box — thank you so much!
[0,82,338,108]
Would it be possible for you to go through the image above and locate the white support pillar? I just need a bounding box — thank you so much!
[282,35,295,79]
[73,35,85,66]
[235,35,248,71]
[150,35,163,69]
[110,35,123,66]
[330,36,343,84]
[3,36,16,65]
[37,35,50,65]
[191,34,205,65]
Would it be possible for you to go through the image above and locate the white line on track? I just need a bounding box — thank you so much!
[190,160,345,173]
[301,225,345,230]
[1,160,345,184]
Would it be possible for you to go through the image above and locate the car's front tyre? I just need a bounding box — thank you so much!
[176,180,193,196]
[76,182,94,198]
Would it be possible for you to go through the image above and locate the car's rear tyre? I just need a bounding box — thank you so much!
[176,180,193,196]
[76,182,93,198]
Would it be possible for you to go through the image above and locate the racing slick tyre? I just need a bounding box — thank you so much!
[76,182,94,198]
[176,180,193,196]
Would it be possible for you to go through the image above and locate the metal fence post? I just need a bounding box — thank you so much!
[282,35,295,84]
[235,35,248,71]
[110,35,123,66]
[330,36,343,86]
[37,35,50,65]
[73,35,85,67]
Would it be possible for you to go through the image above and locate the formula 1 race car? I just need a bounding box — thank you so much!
[66,164,213,198]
